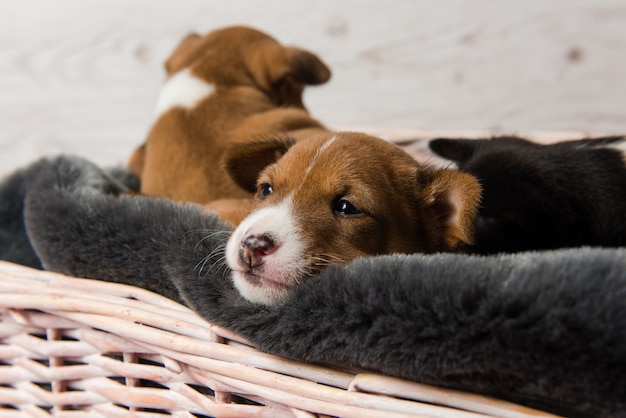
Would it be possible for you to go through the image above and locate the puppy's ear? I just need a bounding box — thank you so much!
[257,45,331,107]
[222,136,296,193]
[429,138,477,163]
[282,47,332,86]
[165,33,202,75]
[416,168,482,250]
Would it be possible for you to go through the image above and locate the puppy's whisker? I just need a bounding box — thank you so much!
[319,252,344,260]
[185,228,230,239]
[196,245,223,269]
[193,233,230,253]
[193,230,232,252]
[208,255,230,278]
[205,249,227,271]
[302,261,331,278]
[195,244,228,277]
[315,253,346,264]
[296,268,317,284]
[206,244,227,259]
[310,256,330,265]
[194,256,211,276]
[197,254,228,278]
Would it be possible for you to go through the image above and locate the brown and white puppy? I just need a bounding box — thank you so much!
[129,26,331,225]
[223,132,482,305]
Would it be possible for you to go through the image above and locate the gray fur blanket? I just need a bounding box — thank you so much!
[1,155,625,417]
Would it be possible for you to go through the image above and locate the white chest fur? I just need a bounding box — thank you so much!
[153,68,214,120]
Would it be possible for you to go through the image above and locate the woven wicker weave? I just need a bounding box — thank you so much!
[0,261,560,417]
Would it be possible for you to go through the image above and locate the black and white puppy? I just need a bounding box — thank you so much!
[429,135,626,253]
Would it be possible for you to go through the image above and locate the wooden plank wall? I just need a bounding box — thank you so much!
[1,0,625,175]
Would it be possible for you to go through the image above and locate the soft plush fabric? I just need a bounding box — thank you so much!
[1,155,625,417]
[0,165,41,268]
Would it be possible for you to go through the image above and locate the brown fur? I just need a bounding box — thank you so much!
[129,26,331,225]
[224,131,482,305]
[229,132,482,258]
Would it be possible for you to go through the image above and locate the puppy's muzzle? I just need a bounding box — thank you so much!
[239,234,278,270]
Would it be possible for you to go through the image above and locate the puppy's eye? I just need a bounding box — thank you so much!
[334,198,362,216]
[258,183,273,199]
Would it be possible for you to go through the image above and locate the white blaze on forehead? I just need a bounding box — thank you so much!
[305,135,337,175]
[154,68,214,120]
[226,196,306,305]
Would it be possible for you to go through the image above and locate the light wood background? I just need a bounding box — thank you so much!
[1,0,625,176]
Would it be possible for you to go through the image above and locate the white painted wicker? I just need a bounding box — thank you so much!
[0,261,560,417]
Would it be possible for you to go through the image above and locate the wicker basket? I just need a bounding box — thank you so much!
[0,260,561,418]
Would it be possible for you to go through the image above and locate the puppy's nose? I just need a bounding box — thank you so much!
[240,234,278,268]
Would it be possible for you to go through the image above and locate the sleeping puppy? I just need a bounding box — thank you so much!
[429,135,626,253]
[129,26,331,225]
[223,132,481,305]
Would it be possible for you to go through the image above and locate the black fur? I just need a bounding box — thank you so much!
[1,155,624,417]
[429,136,626,253]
